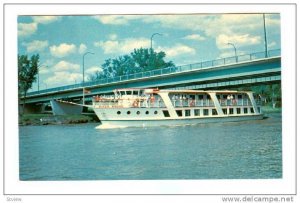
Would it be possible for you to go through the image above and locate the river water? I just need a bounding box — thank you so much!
[19,113,282,180]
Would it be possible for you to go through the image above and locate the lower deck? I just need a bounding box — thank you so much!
[93,105,262,121]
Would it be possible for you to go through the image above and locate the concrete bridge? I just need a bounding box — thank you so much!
[21,49,281,114]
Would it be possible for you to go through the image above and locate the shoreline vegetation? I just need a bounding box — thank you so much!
[19,106,281,126]
[19,114,99,126]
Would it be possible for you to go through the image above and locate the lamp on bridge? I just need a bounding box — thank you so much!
[227,43,238,63]
[82,51,95,105]
[37,64,48,92]
[150,33,162,50]
[82,52,95,84]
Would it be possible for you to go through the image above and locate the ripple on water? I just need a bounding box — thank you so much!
[19,113,282,180]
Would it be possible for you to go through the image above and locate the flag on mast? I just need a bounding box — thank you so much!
[83,88,91,94]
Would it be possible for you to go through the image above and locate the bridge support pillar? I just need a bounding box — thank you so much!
[19,103,46,114]
[50,100,83,115]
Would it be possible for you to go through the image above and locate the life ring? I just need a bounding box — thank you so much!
[95,95,100,102]
[232,99,237,105]
[150,96,155,103]
[132,100,138,107]
[189,99,195,107]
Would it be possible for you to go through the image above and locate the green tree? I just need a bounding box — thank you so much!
[131,48,175,72]
[18,54,39,114]
[265,84,281,108]
[237,84,281,108]
[90,48,175,80]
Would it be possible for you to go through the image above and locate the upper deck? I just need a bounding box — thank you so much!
[92,88,261,109]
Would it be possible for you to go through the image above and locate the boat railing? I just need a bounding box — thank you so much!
[172,99,215,107]
[172,99,254,108]
[93,98,258,108]
[219,99,253,106]
[93,98,166,108]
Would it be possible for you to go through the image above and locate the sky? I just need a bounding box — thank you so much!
[17,14,281,91]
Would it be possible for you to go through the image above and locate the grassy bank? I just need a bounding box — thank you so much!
[19,114,98,126]
[261,106,282,113]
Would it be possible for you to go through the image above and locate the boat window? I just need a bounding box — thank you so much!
[238,95,243,99]
[145,111,149,115]
[154,111,158,114]
[229,108,234,114]
[117,111,121,115]
[198,95,203,100]
[120,91,125,96]
[163,110,170,117]
[126,91,132,95]
[244,108,248,114]
[194,109,200,116]
[137,111,140,115]
[185,110,191,117]
[212,109,218,115]
[176,110,183,117]
[222,108,227,114]
[127,111,131,115]
[203,109,209,116]
[237,108,241,114]
[250,107,254,113]
[133,90,139,95]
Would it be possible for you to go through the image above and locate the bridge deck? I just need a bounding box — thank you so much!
[24,49,281,104]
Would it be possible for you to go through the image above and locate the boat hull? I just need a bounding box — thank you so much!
[95,114,264,129]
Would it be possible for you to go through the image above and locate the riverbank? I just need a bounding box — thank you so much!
[261,106,282,113]
[19,106,281,126]
[19,114,99,126]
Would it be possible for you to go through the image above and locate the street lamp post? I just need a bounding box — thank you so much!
[150,33,162,50]
[82,52,95,84]
[263,14,268,58]
[227,43,237,62]
[37,64,47,91]
[82,51,94,105]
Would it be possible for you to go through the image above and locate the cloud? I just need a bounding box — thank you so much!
[22,40,49,53]
[18,16,60,37]
[183,34,206,41]
[52,60,80,72]
[32,16,61,24]
[268,41,277,48]
[92,15,144,25]
[108,34,118,40]
[50,43,77,58]
[39,66,50,74]
[78,43,87,54]
[93,14,279,50]
[218,50,246,59]
[159,44,196,57]
[85,66,103,75]
[18,22,38,37]
[216,34,261,49]
[45,71,82,85]
[94,38,149,54]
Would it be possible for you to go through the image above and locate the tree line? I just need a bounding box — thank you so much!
[89,48,175,81]
[18,54,39,114]
[237,84,281,108]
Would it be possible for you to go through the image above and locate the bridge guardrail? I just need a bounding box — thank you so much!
[27,49,281,96]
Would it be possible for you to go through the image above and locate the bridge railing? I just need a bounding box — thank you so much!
[27,49,281,96]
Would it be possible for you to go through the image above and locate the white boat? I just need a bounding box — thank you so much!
[92,88,264,128]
